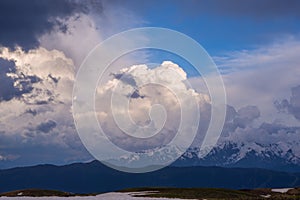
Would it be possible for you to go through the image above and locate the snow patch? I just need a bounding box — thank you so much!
[0,192,194,199]
[271,188,293,193]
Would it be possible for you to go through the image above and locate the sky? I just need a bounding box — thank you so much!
[0,0,300,169]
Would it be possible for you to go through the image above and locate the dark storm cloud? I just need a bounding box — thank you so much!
[0,58,17,101]
[0,57,55,103]
[0,0,102,50]
[0,58,41,101]
[36,120,57,133]
[275,85,300,120]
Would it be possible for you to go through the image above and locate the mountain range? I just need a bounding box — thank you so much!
[174,141,300,172]
[1,160,300,194]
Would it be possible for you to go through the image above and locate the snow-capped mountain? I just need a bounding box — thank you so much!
[101,134,300,172]
[174,141,300,172]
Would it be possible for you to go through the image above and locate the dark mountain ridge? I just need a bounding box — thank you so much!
[0,160,300,194]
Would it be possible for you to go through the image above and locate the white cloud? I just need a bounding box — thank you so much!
[210,39,300,126]
[0,47,74,103]
[95,61,210,152]
[39,3,146,70]
[39,14,103,69]
[275,85,300,120]
[214,38,300,73]
[0,47,77,148]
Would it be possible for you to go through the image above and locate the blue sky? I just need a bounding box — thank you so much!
[0,0,300,170]
[122,0,300,54]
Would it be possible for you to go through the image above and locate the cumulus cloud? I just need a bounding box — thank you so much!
[0,47,91,166]
[0,47,74,103]
[220,105,260,137]
[95,61,210,152]
[275,85,300,120]
[235,106,260,128]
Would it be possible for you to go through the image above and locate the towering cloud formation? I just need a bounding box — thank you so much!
[95,61,210,152]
